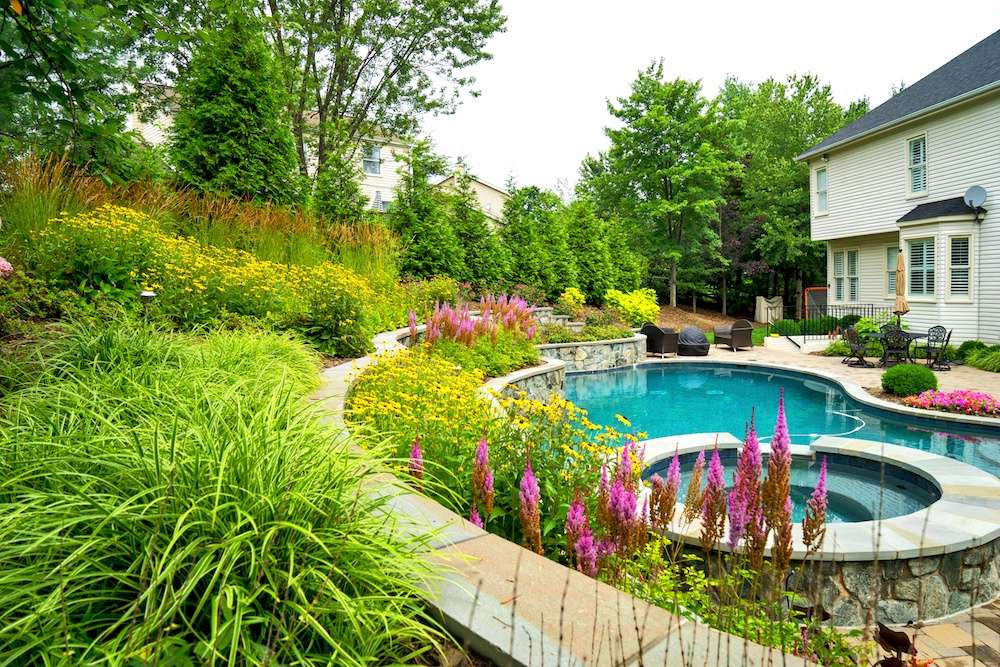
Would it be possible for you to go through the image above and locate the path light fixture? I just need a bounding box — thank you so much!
[140,290,156,321]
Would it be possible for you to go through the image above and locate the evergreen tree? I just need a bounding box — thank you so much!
[170,8,301,204]
[387,141,466,278]
[564,200,614,303]
[313,132,368,224]
[448,169,510,288]
[500,186,577,299]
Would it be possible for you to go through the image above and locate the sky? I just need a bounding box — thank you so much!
[422,1,1000,193]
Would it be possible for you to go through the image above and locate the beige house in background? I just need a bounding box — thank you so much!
[434,172,511,223]
[799,29,999,343]
[125,88,408,212]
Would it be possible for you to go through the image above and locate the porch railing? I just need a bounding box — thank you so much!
[764,304,894,346]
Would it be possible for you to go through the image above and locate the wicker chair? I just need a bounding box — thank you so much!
[880,324,910,367]
[640,323,678,357]
[843,326,873,368]
[925,325,952,371]
[713,319,754,351]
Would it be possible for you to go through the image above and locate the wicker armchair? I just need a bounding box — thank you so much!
[640,323,678,357]
[713,319,754,351]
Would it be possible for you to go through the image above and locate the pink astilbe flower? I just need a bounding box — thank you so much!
[682,450,706,522]
[565,493,588,563]
[763,389,792,532]
[470,505,484,528]
[407,309,418,344]
[408,437,423,487]
[575,528,598,577]
[700,448,727,550]
[0,257,13,280]
[802,456,828,554]
[617,440,635,489]
[519,460,543,555]
[472,437,494,519]
[773,496,795,575]
[727,417,763,550]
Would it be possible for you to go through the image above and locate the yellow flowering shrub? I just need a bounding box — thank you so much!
[346,346,628,554]
[28,205,375,355]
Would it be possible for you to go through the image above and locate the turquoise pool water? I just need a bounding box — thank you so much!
[566,363,1000,479]
[643,451,940,523]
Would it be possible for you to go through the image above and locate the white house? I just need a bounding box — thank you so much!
[125,89,408,212]
[433,172,510,224]
[799,29,1000,343]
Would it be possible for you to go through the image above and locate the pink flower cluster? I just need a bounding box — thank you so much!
[903,389,1000,417]
[420,293,537,346]
[0,257,12,280]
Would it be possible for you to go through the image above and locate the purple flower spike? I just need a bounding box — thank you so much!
[771,389,791,471]
[519,460,543,554]
[408,437,423,482]
[470,505,483,528]
[575,529,598,577]
[810,457,828,512]
[667,449,681,490]
[407,309,418,343]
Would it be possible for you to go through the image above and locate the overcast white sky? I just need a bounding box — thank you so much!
[422,1,999,192]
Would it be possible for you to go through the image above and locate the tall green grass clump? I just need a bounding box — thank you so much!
[0,319,442,664]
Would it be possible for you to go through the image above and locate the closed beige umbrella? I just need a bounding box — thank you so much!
[894,249,909,320]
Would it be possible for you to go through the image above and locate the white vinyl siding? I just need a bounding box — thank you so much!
[908,238,935,296]
[816,168,828,213]
[908,135,927,194]
[886,246,899,295]
[949,236,971,297]
[832,249,858,302]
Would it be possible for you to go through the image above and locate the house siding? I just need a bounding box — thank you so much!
[810,90,1000,343]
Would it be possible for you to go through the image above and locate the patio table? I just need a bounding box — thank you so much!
[866,331,928,365]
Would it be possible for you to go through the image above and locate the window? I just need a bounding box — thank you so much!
[908,136,927,194]
[950,236,971,296]
[816,168,828,213]
[832,249,858,302]
[909,238,935,296]
[886,246,899,295]
[362,144,381,175]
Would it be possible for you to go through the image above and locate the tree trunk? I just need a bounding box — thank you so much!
[721,273,728,316]
[692,292,697,314]
[669,261,677,307]
[795,271,804,320]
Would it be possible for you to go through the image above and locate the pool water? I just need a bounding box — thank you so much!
[566,363,1000,479]
[642,450,940,523]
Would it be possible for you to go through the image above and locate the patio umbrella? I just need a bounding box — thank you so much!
[893,249,909,324]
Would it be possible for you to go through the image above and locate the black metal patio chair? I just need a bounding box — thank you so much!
[843,326,873,368]
[880,324,910,367]
[925,325,952,371]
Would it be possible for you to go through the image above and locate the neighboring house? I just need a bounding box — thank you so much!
[798,29,1000,343]
[125,88,407,212]
[433,172,511,224]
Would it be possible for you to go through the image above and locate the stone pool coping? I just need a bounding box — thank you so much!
[630,357,1000,429]
[641,433,1000,562]
[316,327,805,665]
[534,333,646,349]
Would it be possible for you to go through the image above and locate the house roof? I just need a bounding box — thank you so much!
[896,196,985,223]
[799,29,1000,161]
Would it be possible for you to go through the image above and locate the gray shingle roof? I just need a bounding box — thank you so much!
[799,29,1000,160]
[897,197,984,223]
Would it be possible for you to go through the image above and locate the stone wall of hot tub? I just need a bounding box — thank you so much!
[485,358,566,402]
[536,334,646,372]
[794,537,1000,626]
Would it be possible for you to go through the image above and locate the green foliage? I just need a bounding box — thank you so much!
[881,364,938,396]
[170,10,301,204]
[0,273,68,335]
[538,323,633,344]
[429,330,539,378]
[839,314,862,329]
[313,134,369,224]
[0,320,442,663]
[957,339,988,361]
[967,346,1000,373]
[447,169,511,288]
[605,288,659,327]
[501,186,577,300]
[799,315,838,336]
[821,340,851,357]
[564,199,614,302]
[555,287,586,316]
[388,141,466,279]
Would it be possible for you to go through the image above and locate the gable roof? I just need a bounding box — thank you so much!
[897,196,984,223]
[799,29,1000,161]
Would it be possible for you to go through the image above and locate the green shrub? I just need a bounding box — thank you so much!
[799,315,838,336]
[967,347,1000,373]
[0,272,69,335]
[0,320,442,663]
[772,319,800,336]
[605,288,658,327]
[538,323,633,344]
[820,340,851,357]
[957,339,988,361]
[555,287,586,316]
[429,329,540,378]
[839,314,862,329]
[881,363,938,396]
[584,307,618,327]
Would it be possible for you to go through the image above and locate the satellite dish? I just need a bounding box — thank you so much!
[964,185,987,209]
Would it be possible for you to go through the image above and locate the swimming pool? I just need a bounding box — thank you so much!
[566,363,1000,479]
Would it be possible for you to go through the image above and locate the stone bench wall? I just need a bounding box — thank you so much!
[536,334,646,372]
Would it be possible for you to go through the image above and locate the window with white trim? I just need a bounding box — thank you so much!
[949,236,970,296]
[907,136,926,194]
[832,249,858,302]
[362,144,381,175]
[908,238,935,296]
[886,246,899,295]
[815,167,828,213]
